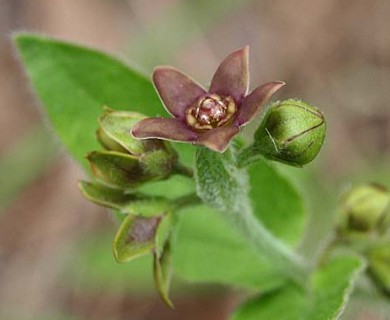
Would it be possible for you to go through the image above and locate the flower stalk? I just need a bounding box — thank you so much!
[227,190,309,285]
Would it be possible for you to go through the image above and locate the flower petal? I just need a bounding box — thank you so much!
[235,81,285,126]
[153,67,206,118]
[131,117,198,142]
[209,46,249,103]
[197,125,240,153]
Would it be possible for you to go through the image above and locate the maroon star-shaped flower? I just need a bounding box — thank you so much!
[131,46,285,152]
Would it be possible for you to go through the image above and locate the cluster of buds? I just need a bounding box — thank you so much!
[336,183,390,295]
[88,108,179,188]
[79,47,329,307]
[337,183,390,237]
[80,108,179,306]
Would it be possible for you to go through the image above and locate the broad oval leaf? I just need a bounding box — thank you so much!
[231,256,364,320]
[173,205,287,290]
[248,158,306,246]
[14,34,164,170]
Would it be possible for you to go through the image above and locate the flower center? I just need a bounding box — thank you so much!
[186,94,236,130]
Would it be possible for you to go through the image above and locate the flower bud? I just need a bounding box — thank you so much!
[89,109,178,187]
[113,213,163,263]
[337,183,390,235]
[97,108,171,157]
[254,99,326,166]
[111,210,174,306]
[368,241,390,295]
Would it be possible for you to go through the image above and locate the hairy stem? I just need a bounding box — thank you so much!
[171,193,201,211]
[236,144,259,168]
[195,146,309,286]
[229,199,309,285]
[173,162,194,178]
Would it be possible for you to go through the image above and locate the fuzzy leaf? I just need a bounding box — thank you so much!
[14,34,164,171]
[231,256,365,320]
[248,158,306,246]
[173,205,286,290]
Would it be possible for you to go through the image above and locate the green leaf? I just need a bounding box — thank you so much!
[248,158,306,246]
[231,256,365,320]
[14,34,164,171]
[113,214,162,263]
[78,181,170,216]
[173,205,286,290]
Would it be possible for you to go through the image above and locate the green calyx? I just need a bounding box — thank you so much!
[253,99,326,167]
[337,183,390,236]
[112,211,175,307]
[98,108,166,156]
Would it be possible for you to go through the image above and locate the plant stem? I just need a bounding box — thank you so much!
[229,201,309,286]
[173,162,194,178]
[236,144,262,168]
[195,146,309,286]
[171,193,201,211]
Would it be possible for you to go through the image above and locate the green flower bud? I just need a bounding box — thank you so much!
[254,99,326,166]
[368,241,390,295]
[97,108,173,157]
[88,109,178,188]
[113,213,163,263]
[112,210,174,306]
[337,183,390,236]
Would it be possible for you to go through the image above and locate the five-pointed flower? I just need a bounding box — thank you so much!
[131,46,285,152]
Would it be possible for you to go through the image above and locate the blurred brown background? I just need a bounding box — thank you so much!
[0,0,389,319]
